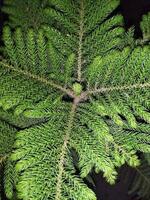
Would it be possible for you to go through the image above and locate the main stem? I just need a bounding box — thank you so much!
[55,101,77,200]
[77,0,84,82]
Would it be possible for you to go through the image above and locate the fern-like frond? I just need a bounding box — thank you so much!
[11,104,96,200]
[0,1,150,199]
[144,153,150,165]
[0,27,76,119]
[71,104,150,184]
[0,120,17,200]
[0,120,16,159]
[128,158,150,200]
[0,107,48,129]
[43,0,125,82]
[141,12,150,41]
[2,0,48,31]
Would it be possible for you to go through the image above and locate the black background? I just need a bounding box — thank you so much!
[0,0,150,200]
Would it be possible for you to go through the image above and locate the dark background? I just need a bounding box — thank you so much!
[121,0,150,38]
[0,0,150,200]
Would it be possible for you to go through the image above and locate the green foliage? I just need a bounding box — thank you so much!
[2,0,48,31]
[0,121,17,200]
[0,121,16,157]
[0,0,150,199]
[145,153,150,165]
[73,83,83,96]
[128,156,150,200]
[141,12,150,41]
[4,159,17,200]
[10,114,96,200]
[43,0,125,67]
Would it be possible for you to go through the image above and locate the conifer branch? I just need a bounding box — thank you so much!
[55,102,77,200]
[77,0,84,82]
[87,82,150,95]
[135,167,150,185]
[1,1,150,199]
[0,61,75,98]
